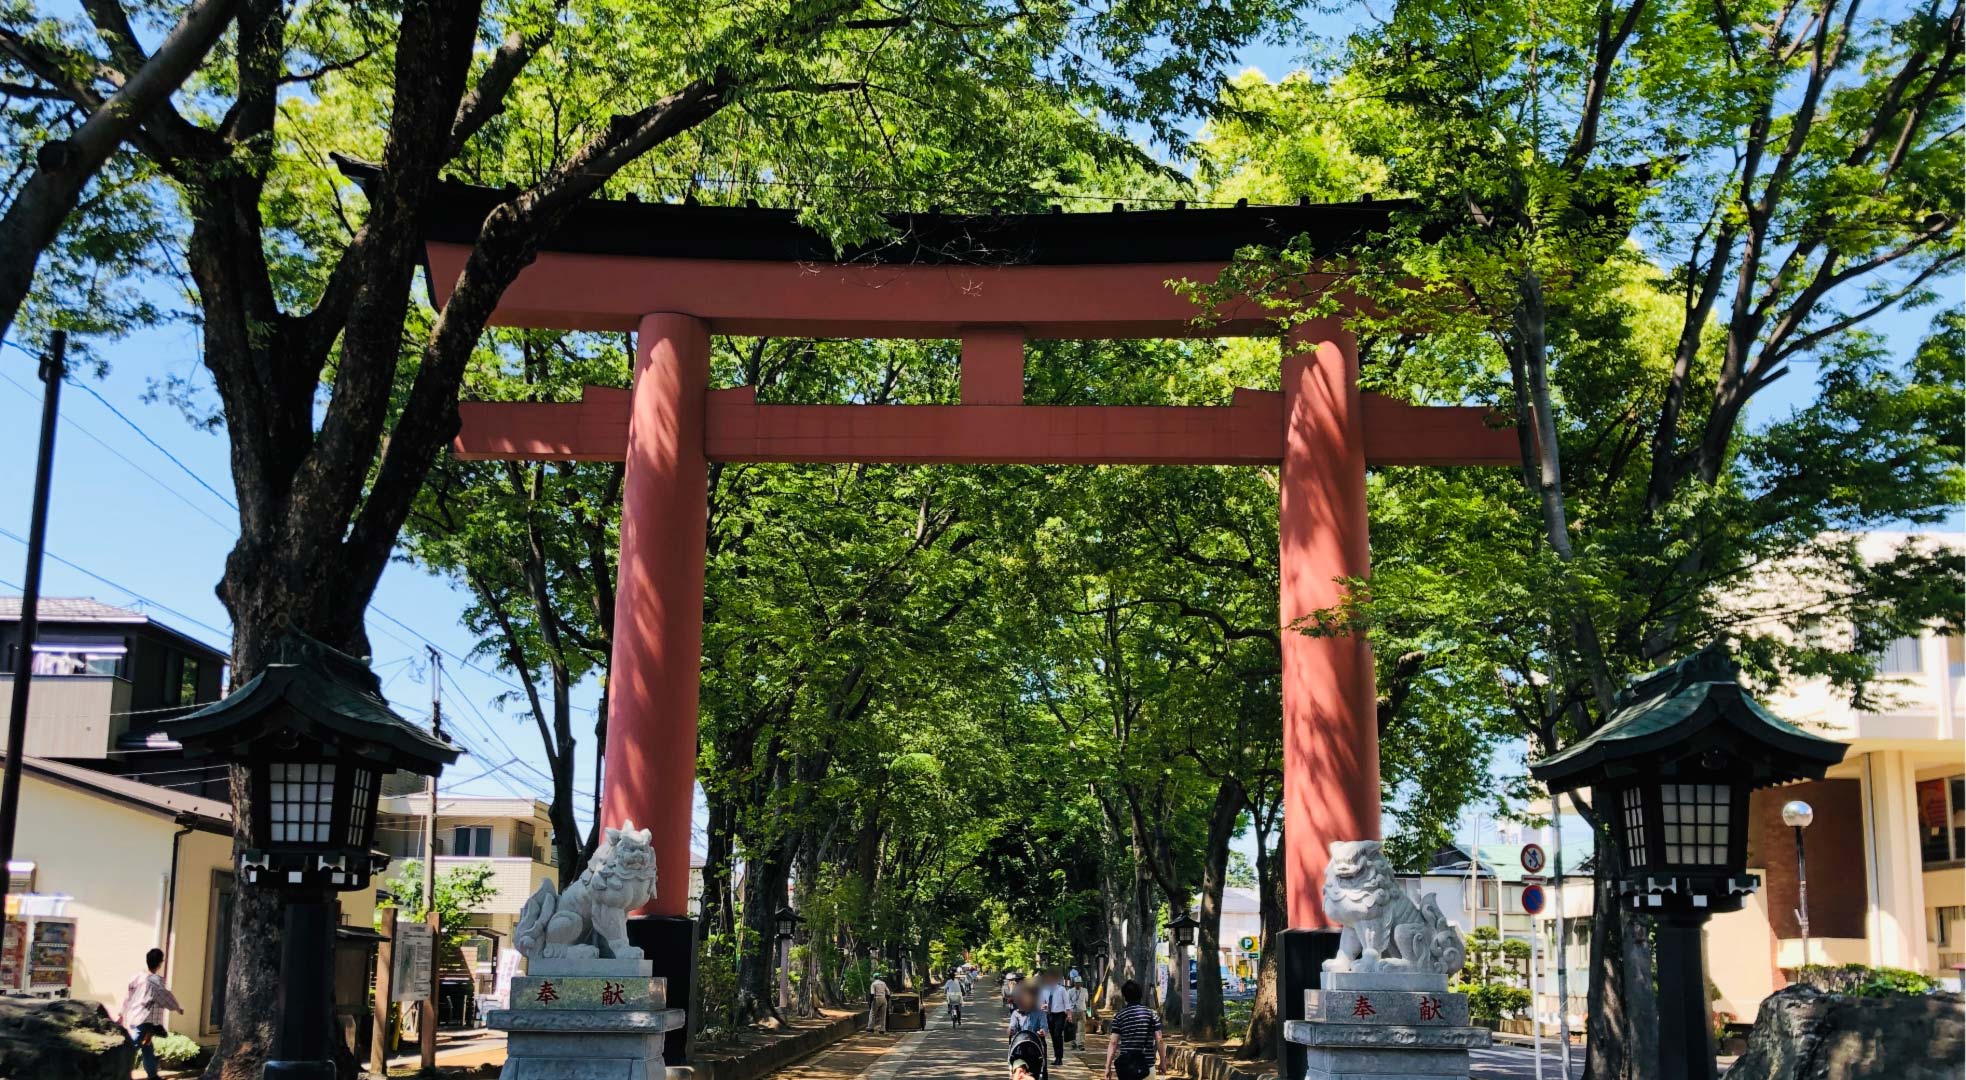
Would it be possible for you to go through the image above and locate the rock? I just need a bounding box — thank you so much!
[0,995,137,1080]
[1725,984,1964,1080]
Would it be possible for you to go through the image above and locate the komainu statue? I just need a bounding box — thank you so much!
[514,821,657,960]
[1321,839,1467,975]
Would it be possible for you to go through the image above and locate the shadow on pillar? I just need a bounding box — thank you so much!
[628,915,699,1067]
[1279,929,1341,1080]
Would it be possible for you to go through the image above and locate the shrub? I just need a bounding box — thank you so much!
[1788,963,1940,997]
[1456,981,1532,1021]
[150,1032,205,1068]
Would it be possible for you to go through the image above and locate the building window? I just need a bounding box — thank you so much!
[29,640,125,677]
[170,654,202,707]
[1875,636,1924,674]
[1621,787,1648,868]
[1934,906,1963,948]
[453,826,491,858]
[268,762,336,844]
[513,821,535,862]
[1917,775,1966,865]
[1661,783,1730,866]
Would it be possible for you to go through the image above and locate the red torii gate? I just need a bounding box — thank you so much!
[414,183,1514,939]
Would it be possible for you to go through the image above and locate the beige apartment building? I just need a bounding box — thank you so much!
[1706,534,1965,1013]
[377,791,562,945]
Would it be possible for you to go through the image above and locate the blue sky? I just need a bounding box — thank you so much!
[0,21,1957,855]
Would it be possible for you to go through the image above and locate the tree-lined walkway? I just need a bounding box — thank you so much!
[771,984,1103,1080]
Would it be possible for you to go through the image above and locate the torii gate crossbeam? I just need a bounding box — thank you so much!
[396,173,1516,955]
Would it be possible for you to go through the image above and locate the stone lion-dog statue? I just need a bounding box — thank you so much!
[514,821,657,960]
[1321,839,1467,975]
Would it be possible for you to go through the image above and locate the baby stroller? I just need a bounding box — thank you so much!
[1008,1029,1049,1080]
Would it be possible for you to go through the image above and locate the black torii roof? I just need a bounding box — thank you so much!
[163,631,459,774]
[335,157,1416,268]
[1530,643,1846,791]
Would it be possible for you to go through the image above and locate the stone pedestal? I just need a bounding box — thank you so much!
[1282,972,1490,1079]
[487,958,686,1080]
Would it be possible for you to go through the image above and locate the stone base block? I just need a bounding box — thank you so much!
[1285,1017,1490,1080]
[489,1006,686,1080]
[528,957,656,977]
[1306,1046,1469,1076]
[1284,1021,1491,1050]
[511,976,668,1010]
[1319,971,1451,993]
[503,1033,664,1080]
[1306,989,1469,1026]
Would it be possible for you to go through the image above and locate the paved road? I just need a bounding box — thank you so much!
[774,985,1587,1080]
[1470,1043,1586,1079]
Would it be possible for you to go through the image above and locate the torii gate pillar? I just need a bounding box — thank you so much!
[603,312,710,919]
[1279,323,1379,930]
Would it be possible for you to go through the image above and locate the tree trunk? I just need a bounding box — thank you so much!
[1190,780,1242,1041]
[1129,860,1157,1010]
[1238,813,1285,1059]
[1102,856,1129,1010]
[1585,853,1659,1080]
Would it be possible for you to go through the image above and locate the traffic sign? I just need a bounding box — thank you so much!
[1520,842,1547,875]
[1520,883,1547,915]
[1238,936,1257,952]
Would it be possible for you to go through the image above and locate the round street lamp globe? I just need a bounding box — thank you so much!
[1781,800,1815,829]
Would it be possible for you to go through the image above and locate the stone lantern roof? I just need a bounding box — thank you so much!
[1531,642,1846,789]
[164,631,458,773]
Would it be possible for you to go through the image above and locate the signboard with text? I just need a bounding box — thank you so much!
[392,922,434,1002]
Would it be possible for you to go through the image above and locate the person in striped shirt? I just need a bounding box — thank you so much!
[1101,979,1164,1080]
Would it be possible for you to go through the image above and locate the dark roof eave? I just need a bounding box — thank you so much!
[168,666,460,769]
[1532,691,1846,788]
[334,158,1425,269]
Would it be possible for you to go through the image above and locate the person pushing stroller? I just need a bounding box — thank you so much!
[1007,984,1049,1080]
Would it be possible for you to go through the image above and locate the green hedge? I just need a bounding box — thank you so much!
[151,1032,205,1068]
[1788,964,1941,997]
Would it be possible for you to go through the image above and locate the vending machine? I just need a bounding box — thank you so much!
[1,913,78,994]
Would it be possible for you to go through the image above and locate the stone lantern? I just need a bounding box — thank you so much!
[165,632,457,1079]
[1530,643,1845,1079]
[1166,910,1199,949]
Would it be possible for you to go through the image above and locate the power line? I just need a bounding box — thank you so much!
[0,526,233,649]
[0,368,235,532]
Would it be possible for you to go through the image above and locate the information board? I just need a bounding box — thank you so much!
[392,922,434,1002]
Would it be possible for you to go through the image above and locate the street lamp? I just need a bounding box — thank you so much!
[1531,644,1844,1080]
[1782,800,1815,968]
[165,633,457,1080]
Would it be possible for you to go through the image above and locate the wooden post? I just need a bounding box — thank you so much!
[371,905,396,1076]
[421,909,439,1071]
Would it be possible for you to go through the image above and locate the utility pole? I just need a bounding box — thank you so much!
[0,331,64,919]
[1553,795,1574,1079]
[420,645,442,1073]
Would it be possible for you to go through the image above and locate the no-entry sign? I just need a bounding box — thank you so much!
[1520,842,1547,875]
[1520,883,1547,915]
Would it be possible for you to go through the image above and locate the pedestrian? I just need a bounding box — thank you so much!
[867,971,893,1034]
[1007,985,1049,1080]
[1067,975,1089,1051]
[117,947,183,1080]
[944,970,966,1027]
[1039,968,1072,1065]
[1101,979,1164,1080]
